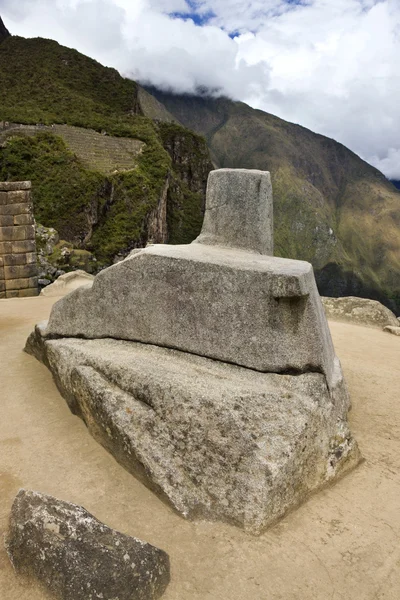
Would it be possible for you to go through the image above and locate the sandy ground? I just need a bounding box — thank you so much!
[0,295,399,600]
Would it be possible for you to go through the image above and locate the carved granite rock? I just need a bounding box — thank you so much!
[41,170,338,390]
[5,489,170,600]
[25,332,360,535]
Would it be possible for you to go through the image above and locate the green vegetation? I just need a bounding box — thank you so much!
[0,36,139,130]
[0,36,212,266]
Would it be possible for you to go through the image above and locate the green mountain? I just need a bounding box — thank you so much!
[0,34,213,266]
[145,89,400,314]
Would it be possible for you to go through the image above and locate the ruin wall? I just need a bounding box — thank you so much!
[0,181,38,298]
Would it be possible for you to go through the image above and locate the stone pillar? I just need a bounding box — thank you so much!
[194,168,274,255]
[0,181,38,298]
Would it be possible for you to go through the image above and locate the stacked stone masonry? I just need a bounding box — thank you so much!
[0,181,38,298]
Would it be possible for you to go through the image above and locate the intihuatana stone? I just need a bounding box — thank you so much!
[42,169,337,389]
[5,489,170,600]
[26,168,360,533]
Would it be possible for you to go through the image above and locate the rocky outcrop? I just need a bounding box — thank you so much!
[5,489,170,600]
[25,333,360,535]
[322,296,399,328]
[26,169,360,534]
[0,16,10,44]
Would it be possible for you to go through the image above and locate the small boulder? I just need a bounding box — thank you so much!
[40,270,94,297]
[383,326,400,336]
[5,489,170,600]
[322,296,399,328]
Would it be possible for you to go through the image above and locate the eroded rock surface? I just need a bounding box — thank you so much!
[322,296,399,328]
[5,489,170,600]
[25,331,360,535]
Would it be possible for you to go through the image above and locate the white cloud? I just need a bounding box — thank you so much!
[370,148,400,180]
[1,0,400,178]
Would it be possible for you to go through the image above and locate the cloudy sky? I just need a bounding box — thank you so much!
[1,0,399,179]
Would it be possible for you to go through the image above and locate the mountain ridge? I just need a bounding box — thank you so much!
[143,88,400,314]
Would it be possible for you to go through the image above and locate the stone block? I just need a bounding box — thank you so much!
[11,240,36,254]
[45,244,337,388]
[26,252,37,264]
[16,287,39,298]
[0,280,6,293]
[4,263,38,280]
[0,181,31,192]
[7,190,29,204]
[6,290,20,298]
[0,241,12,254]
[3,254,27,267]
[13,213,33,226]
[0,191,7,205]
[5,489,170,600]
[5,278,30,290]
[0,203,31,216]
[11,225,35,241]
[196,168,273,254]
[0,291,6,299]
[0,226,13,241]
[0,214,14,226]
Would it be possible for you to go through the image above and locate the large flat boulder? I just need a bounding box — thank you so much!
[5,489,170,600]
[26,328,360,535]
[43,243,337,389]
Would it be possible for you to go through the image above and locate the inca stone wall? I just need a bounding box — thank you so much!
[0,181,38,298]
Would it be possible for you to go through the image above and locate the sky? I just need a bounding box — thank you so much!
[1,0,400,179]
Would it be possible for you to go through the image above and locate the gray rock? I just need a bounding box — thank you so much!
[383,325,400,336]
[5,489,170,600]
[43,243,338,390]
[38,278,51,287]
[322,296,399,328]
[25,332,361,535]
[195,168,273,254]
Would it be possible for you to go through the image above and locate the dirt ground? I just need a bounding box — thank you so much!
[0,295,399,600]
